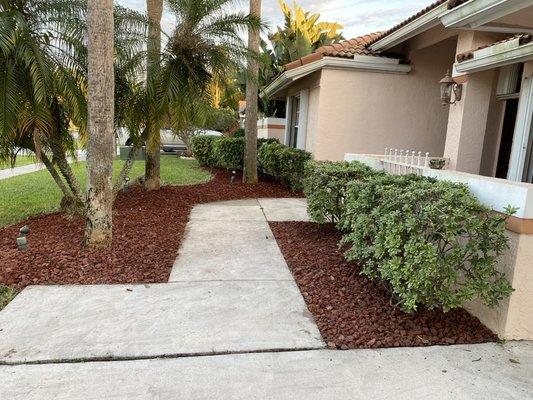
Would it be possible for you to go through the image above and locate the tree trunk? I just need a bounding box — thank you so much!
[113,144,140,200]
[243,0,261,183]
[85,0,115,247]
[49,141,84,203]
[144,0,163,191]
[40,151,71,200]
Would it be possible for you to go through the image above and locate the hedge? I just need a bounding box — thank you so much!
[258,142,312,191]
[190,135,218,166]
[303,161,382,224]
[212,136,244,170]
[190,135,280,170]
[339,170,513,313]
[303,160,513,313]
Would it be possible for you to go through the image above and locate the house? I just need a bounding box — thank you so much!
[264,0,533,340]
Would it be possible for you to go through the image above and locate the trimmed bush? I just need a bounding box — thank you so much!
[213,136,245,170]
[232,128,245,137]
[303,161,382,224]
[257,137,279,147]
[339,173,513,313]
[258,142,311,191]
[190,135,218,166]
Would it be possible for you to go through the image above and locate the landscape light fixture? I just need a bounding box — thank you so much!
[17,225,30,251]
[230,170,237,183]
[440,70,462,106]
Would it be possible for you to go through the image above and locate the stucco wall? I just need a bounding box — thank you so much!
[311,38,457,161]
[464,231,533,340]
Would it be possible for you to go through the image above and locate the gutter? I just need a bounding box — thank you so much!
[455,41,533,73]
[263,56,411,98]
[440,0,533,29]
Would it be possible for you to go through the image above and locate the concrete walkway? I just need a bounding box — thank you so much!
[0,151,86,181]
[0,198,322,365]
[0,198,532,398]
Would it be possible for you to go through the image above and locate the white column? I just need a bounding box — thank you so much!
[296,89,309,150]
[283,96,292,146]
[507,62,533,182]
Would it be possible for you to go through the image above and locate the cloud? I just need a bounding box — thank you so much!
[116,0,436,39]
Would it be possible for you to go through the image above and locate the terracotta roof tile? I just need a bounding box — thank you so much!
[315,32,382,59]
[283,33,384,70]
[456,33,532,62]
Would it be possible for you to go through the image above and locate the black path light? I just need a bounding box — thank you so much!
[440,70,463,106]
[230,170,237,183]
[17,225,30,251]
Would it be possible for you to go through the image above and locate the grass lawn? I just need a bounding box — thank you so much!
[0,155,212,227]
[0,155,38,170]
[0,285,17,311]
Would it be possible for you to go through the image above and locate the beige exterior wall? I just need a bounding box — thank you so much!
[443,31,509,173]
[310,38,456,161]
[464,231,533,340]
[257,118,286,142]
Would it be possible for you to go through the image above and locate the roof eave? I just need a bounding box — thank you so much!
[263,56,411,98]
[369,2,450,52]
[441,0,533,29]
[455,41,533,73]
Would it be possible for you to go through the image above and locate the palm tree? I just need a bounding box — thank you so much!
[84,0,115,246]
[0,0,88,207]
[243,0,261,184]
[157,0,260,140]
[144,0,163,191]
[0,0,147,219]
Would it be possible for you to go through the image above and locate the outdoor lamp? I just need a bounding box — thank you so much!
[439,70,462,106]
[17,225,30,251]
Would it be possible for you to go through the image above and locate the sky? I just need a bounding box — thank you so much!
[116,0,436,40]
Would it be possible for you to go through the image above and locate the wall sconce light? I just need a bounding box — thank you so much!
[439,70,462,106]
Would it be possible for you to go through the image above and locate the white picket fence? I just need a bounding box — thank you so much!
[383,148,431,176]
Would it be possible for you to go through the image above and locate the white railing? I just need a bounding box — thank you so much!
[383,148,431,175]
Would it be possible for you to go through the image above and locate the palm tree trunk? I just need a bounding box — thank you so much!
[40,151,71,200]
[144,0,163,191]
[243,0,261,183]
[85,0,115,247]
[113,143,140,200]
[49,142,84,202]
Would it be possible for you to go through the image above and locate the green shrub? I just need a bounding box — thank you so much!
[339,174,513,313]
[213,136,245,170]
[233,128,245,137]
[190,135,219,166]
[303,161,381,224]
[258,142,311,191]
[257,137,279,147]
[0,285,16,311]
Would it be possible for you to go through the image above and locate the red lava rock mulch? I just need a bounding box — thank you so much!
[269,221,497,350]
[0,169,297,290]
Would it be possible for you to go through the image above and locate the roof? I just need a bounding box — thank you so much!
[456,33,532,62]
[284,33,383,71]
[365,0,473,47]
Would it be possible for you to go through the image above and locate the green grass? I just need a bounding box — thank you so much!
[0,155,212,227]
[0,155,38,170]
[0,285,17,311]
